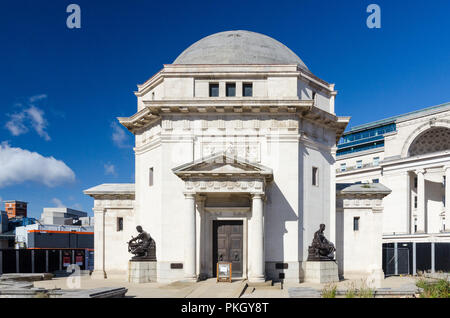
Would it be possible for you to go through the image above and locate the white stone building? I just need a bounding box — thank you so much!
[85,30,393,283]
[336,102,450,274]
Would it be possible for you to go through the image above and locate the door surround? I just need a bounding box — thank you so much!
[213,220,244,277]
[200,209,248,279]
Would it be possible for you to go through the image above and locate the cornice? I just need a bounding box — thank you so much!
[118,101,349,140]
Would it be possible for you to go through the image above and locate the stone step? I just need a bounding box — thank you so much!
[246,280,281,290]
[288,287,322,298]
[0,273,54,282]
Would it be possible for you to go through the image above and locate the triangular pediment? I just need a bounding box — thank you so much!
[172,152,272,180]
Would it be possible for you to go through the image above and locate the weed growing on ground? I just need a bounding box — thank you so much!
[345,282,356,298]
[416,279,450,298]
[321,283,337,298]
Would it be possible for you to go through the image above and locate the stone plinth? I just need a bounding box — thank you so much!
[128,261,157,283]
[304,261,339,284]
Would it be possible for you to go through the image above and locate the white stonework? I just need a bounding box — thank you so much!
[85,30,355,284]
[336,103,450,242]
[303,261,339,284]
[128,261,157,283]
[336,183,391,287]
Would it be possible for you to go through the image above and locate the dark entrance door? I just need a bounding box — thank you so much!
[213,220,243,277]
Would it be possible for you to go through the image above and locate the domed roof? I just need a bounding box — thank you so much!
[173,30,308,70]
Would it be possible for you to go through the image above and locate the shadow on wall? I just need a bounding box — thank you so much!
[264,181,298,280]
[425,179,445,232]
[298,144,305,279]
[298,143,337,279]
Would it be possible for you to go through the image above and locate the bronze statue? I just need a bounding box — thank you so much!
[128,225,156,261]
[307,224,336,261]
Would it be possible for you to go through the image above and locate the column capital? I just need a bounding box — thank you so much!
[251,193,265,200]
[196,194,207,202]
[444,165,450,172]
[416,169,425,175]
[183,192,196,199]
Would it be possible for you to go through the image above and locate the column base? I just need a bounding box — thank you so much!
[181,276,198,283]
[248,275,266,283]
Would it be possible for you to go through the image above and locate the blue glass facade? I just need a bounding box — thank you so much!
[337,123,396,156]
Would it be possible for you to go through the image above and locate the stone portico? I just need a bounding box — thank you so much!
[172,153,273,282]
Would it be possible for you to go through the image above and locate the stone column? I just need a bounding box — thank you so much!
[92,207,107,279]
[250,193,265,283]
[416,169,426,233]
[196,195,207,279]
[184,193,197,281]
[406,171,412,234]
[445,166,450,231]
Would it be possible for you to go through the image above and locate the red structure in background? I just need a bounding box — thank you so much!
[4,201,27,219]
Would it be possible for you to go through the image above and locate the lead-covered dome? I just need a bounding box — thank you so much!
[173,30,308,70]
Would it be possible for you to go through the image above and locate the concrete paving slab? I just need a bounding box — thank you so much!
[31,275,424,298]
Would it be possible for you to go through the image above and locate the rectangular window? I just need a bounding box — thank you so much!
[356,160,362,169]
[372,179,379,183]
[340,163,346,172]
[243,83,253,97]
[312,167,319,186]
[226,83,236,97]
[149,167,154,187]
[353,217,360,231]
[117,217,123,232]
[373,157,380,166]
[414,177,418,189]
[414,196,418,209]
[209,83,219,97]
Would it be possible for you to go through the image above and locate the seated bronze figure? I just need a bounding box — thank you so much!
[128,225,156,261]
[307,224,336,261]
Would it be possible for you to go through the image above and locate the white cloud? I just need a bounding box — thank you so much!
[111,121,130,148]
[5,94,51,141]
[29,94,47,103]
[51,198,65,208]
[25,105,50,141]
[5,112,28,136]
[0,142,75,188]
[104,163,117,176]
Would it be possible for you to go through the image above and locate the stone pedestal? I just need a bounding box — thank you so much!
[128,261,157,283]
[304,261,339,284]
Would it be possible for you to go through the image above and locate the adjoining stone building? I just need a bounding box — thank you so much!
[85,30,392,283]
[336,102,450,275]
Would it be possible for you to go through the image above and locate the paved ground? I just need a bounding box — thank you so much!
[33,276,247,298]
[285,276,420,298]
[33,275,421,298]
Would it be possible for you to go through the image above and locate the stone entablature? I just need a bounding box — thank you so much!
[119,100,349,143]
[173,152,273,195]
[337,195,384,211]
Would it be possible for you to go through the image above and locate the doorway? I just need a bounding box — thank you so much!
[212,220,243,277]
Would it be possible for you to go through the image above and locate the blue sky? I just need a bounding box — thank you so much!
[0,0,449,218]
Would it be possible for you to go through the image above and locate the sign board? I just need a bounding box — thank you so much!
[63,251,71,267]
[216,262,232,282]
